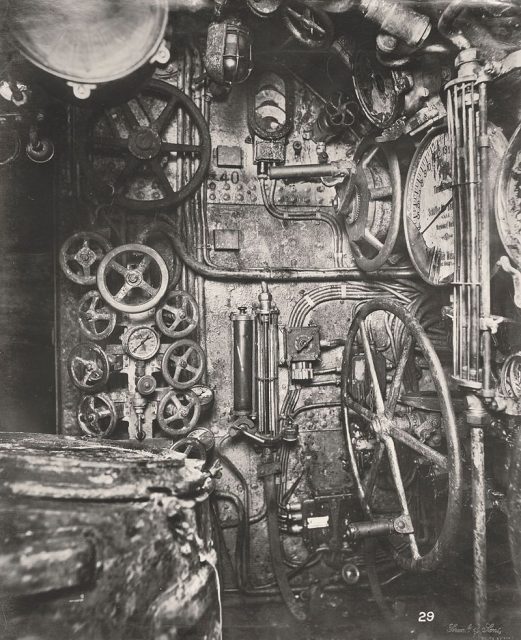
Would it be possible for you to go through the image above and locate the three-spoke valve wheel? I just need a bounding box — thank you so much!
[341,298,463,571]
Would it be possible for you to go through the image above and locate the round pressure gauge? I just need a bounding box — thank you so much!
[404,124,507,286]
[123,326,160,361]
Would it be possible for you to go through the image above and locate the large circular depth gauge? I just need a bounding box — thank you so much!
[404,124,507,286]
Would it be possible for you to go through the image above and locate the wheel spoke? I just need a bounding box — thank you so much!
[149,158,175,197]
[153,97,179,132]
[385,333,414,417]
[389,425,448,470]
[185,364,198,374]
[364,230,384,250]
[115,283,132,301]
[82,264,91,277]
[369,185,393,200]
[183,346,195,361]
[137,254,152,273]
[122,104,140,130]
[171,394,182,410]
[362,146,379,167]
[161,141,202,155]
[110,260,129,276]
[360,320,385,414]
[382,434,420,560]
[362,440,385,502]
[139,281,156,297]
[173,367,182,382]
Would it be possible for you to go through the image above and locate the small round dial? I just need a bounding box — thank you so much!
[124,326,160,361]
[404,124,507,286]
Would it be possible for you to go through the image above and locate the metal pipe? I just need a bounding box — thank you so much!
[471,425,487,627]
[231,307,255,417]
[168,232,417,282]
[478,82,492,394]
[267,162,348,180]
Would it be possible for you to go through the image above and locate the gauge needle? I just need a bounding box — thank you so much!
[136,336,151,351]
[420,197,453,236]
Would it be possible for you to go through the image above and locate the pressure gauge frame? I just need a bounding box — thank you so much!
[496,121,521,269]
[404,123,508,286]
[123,325,161,361]
[404,125,453,287]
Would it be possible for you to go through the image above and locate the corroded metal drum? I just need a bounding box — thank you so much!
[0,433,220,640]
[7,0,169,100]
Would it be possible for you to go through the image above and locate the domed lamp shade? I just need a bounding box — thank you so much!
[7,0,170,100]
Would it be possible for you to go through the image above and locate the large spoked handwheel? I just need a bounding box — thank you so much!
[77,393,117,438]
[78,290,117,341]
[156,290,199,339]
[59,232,112,286]
[68,343,110,392]
[341,299,463,572]
[97,243,168,313]
[282,2,334,49]
[157,389,201,437]
[162,339,206,390]
[136,221,183,289]
[84,79,211,212]
[335,137,401,272]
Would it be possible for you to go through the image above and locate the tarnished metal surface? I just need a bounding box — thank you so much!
[0,433,219,640]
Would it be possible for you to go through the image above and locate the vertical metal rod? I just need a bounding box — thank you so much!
[268,309,280,435]
[479,82,492,393]
[468,84,480,382]
[471,426,487,627]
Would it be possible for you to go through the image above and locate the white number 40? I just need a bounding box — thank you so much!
[418,611,435,622]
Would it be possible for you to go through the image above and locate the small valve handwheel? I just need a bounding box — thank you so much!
[156,290,199,339]
[83,79,211,212]
[77,392,117,438]
[97,243,169,313]
[335,137,401,272]
[282,1,334,49]
[162,339,206,390]
[78,290,117,341]
[68,343,110,392]
[60,232,112,286]
[157,389,201,437]
[136,222,183,289]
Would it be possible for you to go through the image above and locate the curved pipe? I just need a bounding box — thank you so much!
[169,232,416,282]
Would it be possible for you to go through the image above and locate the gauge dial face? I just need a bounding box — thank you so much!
[405,124,507,286]
[496,122,521,268]
[125,326,160,361]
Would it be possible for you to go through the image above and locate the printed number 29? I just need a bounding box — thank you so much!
[418,611,434,622]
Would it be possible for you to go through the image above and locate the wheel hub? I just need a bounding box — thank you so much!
[128,126,161,160]
[125,270,143,286]
[76,247,96,266]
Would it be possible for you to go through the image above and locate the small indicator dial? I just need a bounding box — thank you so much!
[124,326,160,361]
